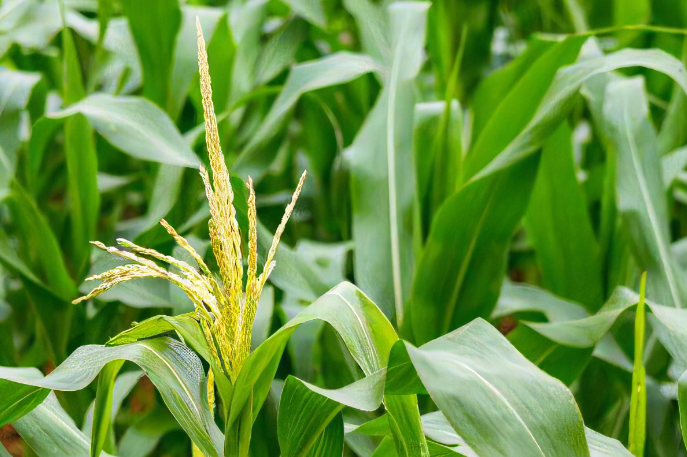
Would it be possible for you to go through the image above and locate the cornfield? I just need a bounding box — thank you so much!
[1,0,687,456]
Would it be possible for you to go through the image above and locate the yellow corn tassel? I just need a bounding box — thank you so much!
[74,18,306,384]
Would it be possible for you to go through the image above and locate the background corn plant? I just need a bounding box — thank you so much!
[2,0,687,455]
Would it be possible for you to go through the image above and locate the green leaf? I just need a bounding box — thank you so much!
[0,367,49,427]
[348,2,429,323]
[470,47,687,183]
[405,319,589,457]
[235,52,379,178]
[525,123,603,311]
[410,156,539,345]
[7,183,76,299]
[410,36,585,345]
[62,24,100,279]
[230,282,427,454]
[0,337,224,457]
[82,370,143,436]
[116,164,185,238]
[586,428,633,457]
[0,68,43,194]
[255,19,307,86]
[13,393,115,457]
[47,94,199,168]
[603,77,687,309]
[523,287,637,348]
[662,145,687,189]
[106,313,214,363]
[282,0,327,27]
[118,406,181,457]
[120,0,181,108]
[278,373,384,456]
[628,272,646,457]
[413,100,462,242]
[465,36,587,181]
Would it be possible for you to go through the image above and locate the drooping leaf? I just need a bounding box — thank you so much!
[0,338,224,457]
[47,94,199,168]
[13,393,115,457]
[234,52,380,178]
[405,319,589,456]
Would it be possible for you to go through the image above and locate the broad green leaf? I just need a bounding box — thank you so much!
[0,244,71,363]
[95,17,142,94]
[0,338,224,457]
[649,302,687,370]
[384,394,430,457]
[469,38,554,142]
[678,371,687,449]
[342,0,389,64]
[227,0,268,107]
[282,0,326,27]
[349,2,429,323]
[48,94,199,168]
[256,222,331,303]
[120,0,181,108]
[525,123,603,311]
[106,314,213,363]
[657,41,687,155]
[118,406,181,457]
[406,319,589,457]
[493,281,590,322]
[603,77,687,309]
[410,156,539,345]
[0,0,64,56]
[230,282,396,425]
[310,413,344,456]
[234,52,379,178]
